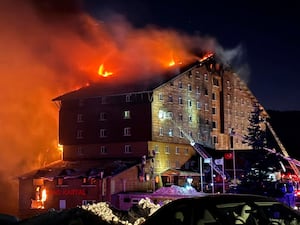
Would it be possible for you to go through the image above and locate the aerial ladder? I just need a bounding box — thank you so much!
[231,122,300,177]
[174,124,226,179]
[265,121,300,177]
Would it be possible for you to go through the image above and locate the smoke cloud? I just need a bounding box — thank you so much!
[0,0,246,215]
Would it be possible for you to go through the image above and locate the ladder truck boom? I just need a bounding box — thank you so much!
[265,121,300,177]
[178,128,226,179]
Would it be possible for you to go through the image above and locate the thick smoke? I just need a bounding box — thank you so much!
[0,0,245,215]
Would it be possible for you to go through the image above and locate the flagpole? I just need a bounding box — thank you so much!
[211,159,214,194]
[200,157,203,192]
[222,157,225,193]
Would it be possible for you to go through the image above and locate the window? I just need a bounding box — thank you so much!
[168,95,173,102]
[184,148,188,155]
[59,200,66,210]
[158,93,163,101]
[212,92,216,100]
[76,147,83,155]
[227,80,230,89]
[124,110,131,119]
[227,94,231,102]
[165,146,170,154]
[82,200,96,205]
[213,136,218,144]
[166,111,173,119]
[188,84,192,91]
[124,145,132,153]
[180,130,184,138]
[213,77,219,86]
[212,107,216,114]
[168,129,173,137]
[212,121,217,129]
[100,146,107,154]
[76,130,83,139]
[197,101,201,109]
[187,99,192,107]
[196,86,200,95]
[124,127,131,136]
[99,112,107,121]
[154,145,159,153]
[100,96,107,104]
[78,99,84,107]
[178,81,183,88]
[204,73,208,81]
[175,147,180,155]
[204,103,208,111]
[126,94,132,102]
[178,97,183,105]
[189,131,193,138]
[99,129,107,138]
[77,114,83,123]
[178,113,183,121]
[189,115,192,122]
[204,89,208,96]
[159,127,163,136]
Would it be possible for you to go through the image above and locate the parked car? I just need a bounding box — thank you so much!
[142,194,300,225]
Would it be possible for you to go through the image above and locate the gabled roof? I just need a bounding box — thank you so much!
[18,159,140,181]
[52,61,201,101]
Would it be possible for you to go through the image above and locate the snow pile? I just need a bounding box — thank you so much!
[153,185,204,196]
[81,198,162,225]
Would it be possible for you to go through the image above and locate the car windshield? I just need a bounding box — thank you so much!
[213,201,300,225]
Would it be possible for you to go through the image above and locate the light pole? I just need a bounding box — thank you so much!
[230,128,237,186]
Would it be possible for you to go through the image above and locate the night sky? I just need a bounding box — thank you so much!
[84,0,300,111]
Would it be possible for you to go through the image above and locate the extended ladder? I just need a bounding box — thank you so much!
[178,128,226,179]
[265,121,300,177]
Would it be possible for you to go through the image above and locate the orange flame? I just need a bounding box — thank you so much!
[41,188,47,202]
[98,64,113,77]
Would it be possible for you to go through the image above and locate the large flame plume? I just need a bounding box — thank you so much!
[0,0,220,214]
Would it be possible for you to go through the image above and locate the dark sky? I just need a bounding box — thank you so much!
[84,0,300,111]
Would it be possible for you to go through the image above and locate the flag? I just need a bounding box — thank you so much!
[214,158,224,166]
[204,158,212,163]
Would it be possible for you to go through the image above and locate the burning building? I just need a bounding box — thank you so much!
[18,53,266,218]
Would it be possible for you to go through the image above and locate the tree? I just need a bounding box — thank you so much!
[244,104,267,150]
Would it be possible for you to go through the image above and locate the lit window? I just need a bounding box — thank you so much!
[159,127,163,136]
[166,112,173,119]
[76,130,83,139]
[124,127,131,136]
[99,129,107,138]
[124,145,132,153]
[168,129,173,137]
[124,110,131,119]
[99,112,107,121]
[77,114,83,123]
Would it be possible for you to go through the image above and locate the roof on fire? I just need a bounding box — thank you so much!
[52,60,202,101]
[18,159,141,181]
